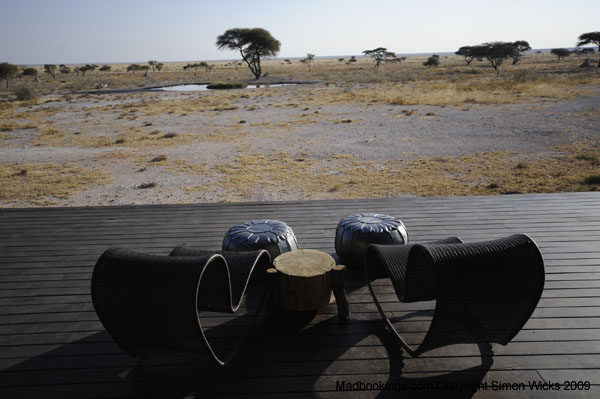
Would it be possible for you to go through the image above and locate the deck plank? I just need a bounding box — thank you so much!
[1,192,599,397]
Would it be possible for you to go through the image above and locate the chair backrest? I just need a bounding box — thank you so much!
[365,237,463,302]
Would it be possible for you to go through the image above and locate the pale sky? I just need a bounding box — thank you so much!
[1,0,598,64]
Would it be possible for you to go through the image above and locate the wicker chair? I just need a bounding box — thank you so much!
[365,234,545,357]
[91,247,271,366]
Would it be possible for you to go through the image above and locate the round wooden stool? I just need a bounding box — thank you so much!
[267,249,349,319]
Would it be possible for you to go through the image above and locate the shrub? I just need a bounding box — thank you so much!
[206,82,247,90]
[583,175,600,185]
[423,55,440,68]
[576,153,599,164]
[513,70,539,83]
[138,182,157,189]
[13,87,38,101]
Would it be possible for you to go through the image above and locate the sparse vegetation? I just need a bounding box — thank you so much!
[0,162,109,204]
[1,50,599,206]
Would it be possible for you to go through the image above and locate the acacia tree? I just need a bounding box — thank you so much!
[22,67,39,81]
[362,47,395,68]
[573,48,595,57]
[99,65,111,72]
[455,46,477,65]
[216,28,280,79]
[78,64,97,76]
[44,64,57,79]
[471,42,516,75]
[577,32,600,67]
[551,48,571,62]
[59,64,71,74]
[510,40,531,65]
[127,64,141,73]
[300,53,315,71]
[0,62,19,88]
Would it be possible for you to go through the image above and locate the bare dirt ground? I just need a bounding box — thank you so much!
[1,55,599,207]
[0,85,600,207]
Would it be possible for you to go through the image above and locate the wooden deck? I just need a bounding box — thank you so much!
[1,192,599,398]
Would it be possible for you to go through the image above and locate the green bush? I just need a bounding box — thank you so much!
[206,82,247,90]
[13,87,38,101]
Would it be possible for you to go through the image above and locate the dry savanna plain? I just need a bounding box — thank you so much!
[1,53,599,207]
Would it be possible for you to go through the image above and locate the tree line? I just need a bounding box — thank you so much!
[455,32,599,74]
[1,30,598,87]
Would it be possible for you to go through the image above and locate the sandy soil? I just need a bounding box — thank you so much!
[1,84,599,207]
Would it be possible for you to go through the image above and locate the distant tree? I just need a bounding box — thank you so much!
[338,58,344,62]
[127,64,141,73]
[346,56,357,66]
[59,64,71,74]
[471,42,516,75]
[198,61,213,72]
[0,62,19,88]
[423,54,440,67]
[455,46,477,65]
[362,47,395,68]
[22,67,38,76]
[140,65,150,71]
[99,65,111,72]
[284,59,291,64]
[155,62,164,71]
[510,40,531,65]
[216,28,281,79]
[550,48,571,62]
[386,56,406,64]
[22,67,39,81]
[577,32,600,67]
[43,64,57,79]
[300,53,315,71]
[78,64,97,76]
[573,47,595,57]
[148,60,158,72]
[183,63,199,74]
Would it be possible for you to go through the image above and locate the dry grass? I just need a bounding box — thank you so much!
[0,162,109,204]
[198,141,600,199]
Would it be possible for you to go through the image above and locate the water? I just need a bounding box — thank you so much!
[151,83,299,92]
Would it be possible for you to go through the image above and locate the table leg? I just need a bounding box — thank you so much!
[331,265,350,320]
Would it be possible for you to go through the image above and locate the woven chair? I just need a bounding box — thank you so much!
[91,247,271,366]
[365,234,545,357]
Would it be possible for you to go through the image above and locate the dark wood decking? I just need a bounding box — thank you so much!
[1,192,599,398]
